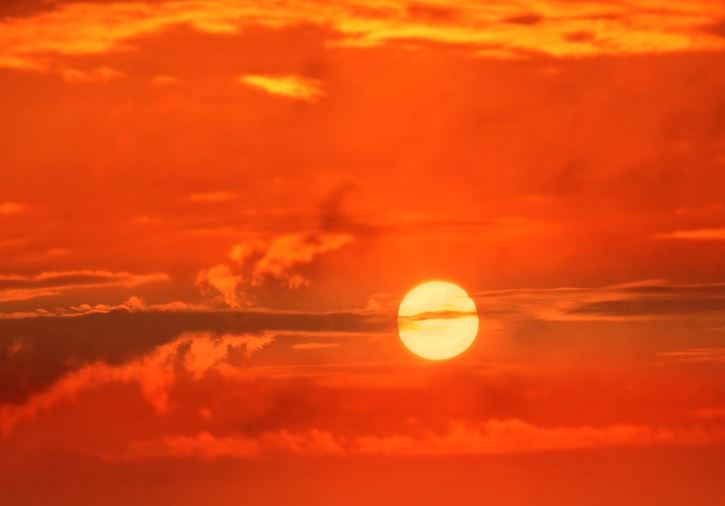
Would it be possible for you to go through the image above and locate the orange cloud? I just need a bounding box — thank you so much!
[0,202,25,215]
[660,347,725,365]
[0,296,209,320]
[195,264,244,307]
[1,0,723,78]
[119,429,344,460]
[239,74,324,102]
[240,233,354,286]
[60,66,124,83]
[186,191,236,203]
[291,342,343,350]
[0,331,274,435]
[0,270,169,303]
[199,232,353,306]
[652,227,725,240]
[109,419,725,460]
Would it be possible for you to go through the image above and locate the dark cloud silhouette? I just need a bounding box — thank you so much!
[568,298,725,317]
[0,309,392,405]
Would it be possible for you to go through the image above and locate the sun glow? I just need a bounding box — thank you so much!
[397,281,479,360]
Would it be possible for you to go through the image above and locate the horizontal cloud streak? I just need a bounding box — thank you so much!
[472,279,725,322]
[1,0,723,77]
[109,420,725,460]
[0,270,169,303]
[652,228,725,240]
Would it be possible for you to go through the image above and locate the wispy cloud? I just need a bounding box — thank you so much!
[239,74,324,102]
[198,232,354,307]
[660,347,725,365]
[186,191,236,203]
[0,270,169,303]
[472,279,725,322]
[196,264,244,308]
[652,227,725,240]
[0,296,209,320]
[0,202,25,216]
[60,66,124,83]
[107,419,725,460]
[291,342,342,350]
[1,0,723,77]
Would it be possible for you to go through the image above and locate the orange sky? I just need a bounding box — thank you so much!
[1,1,725,504]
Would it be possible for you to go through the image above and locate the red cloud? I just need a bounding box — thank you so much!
[107,420,725,461]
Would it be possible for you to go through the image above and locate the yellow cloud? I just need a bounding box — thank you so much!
[239,74,324,102]
[1,0,723,76]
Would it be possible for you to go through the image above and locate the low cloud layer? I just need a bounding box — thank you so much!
[0,331,274,435]
[0,307,390,406]
[112,419,725,460]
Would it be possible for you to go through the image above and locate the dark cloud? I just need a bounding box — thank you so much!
[406,3,460,22]
[504,13,543,25]
[702,19,725,38]
[0,309,392,405]
[568,298,725,317]
[614,283,725,296]
[318,182,379,236]
[0,0,53,19]
[564,31,597,43]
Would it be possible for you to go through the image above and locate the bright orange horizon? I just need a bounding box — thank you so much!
[2,1,725,504]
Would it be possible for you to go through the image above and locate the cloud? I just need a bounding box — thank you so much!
[195,264,245,308]
[0,331,274,435]
[239,74,324,102]
[0,270,169,303]
[186,191,236,203]
[60,65,124,83]
[567,298,725,318]
[194,183,364,307]
[239,232,354,287]
[1,0,723,76]
[473,279,725,322]
[352,420,722,456]
[693,407,725,420]
[199,232,354,307]
[107,419,725,460]
[0,202,25,216]
[652,227,725,240]
[291,342,342,350]
[660,347,725,365]
[0,307,387,406]
[117,428,343,460]
[0,296,209,320]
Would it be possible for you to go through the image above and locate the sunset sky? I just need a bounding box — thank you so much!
[2,1,725,504]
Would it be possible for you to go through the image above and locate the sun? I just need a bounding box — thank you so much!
[397,280,479,360]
